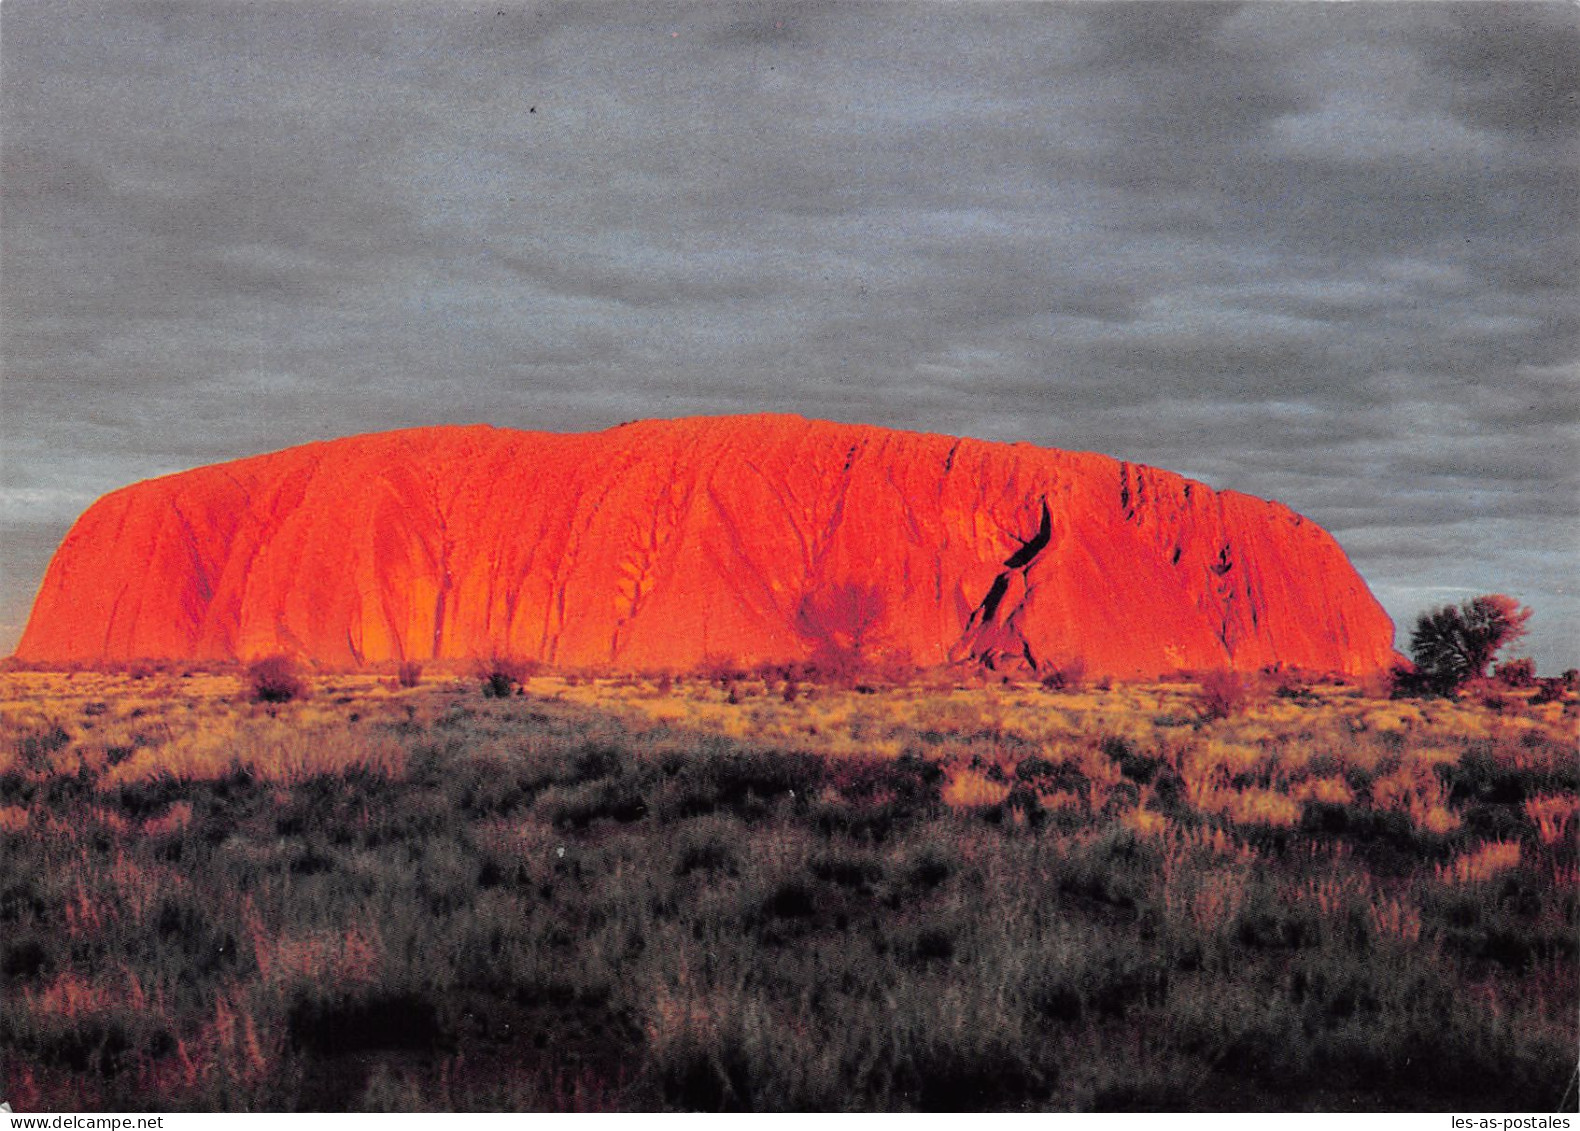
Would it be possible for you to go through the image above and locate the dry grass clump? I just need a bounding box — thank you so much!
[98,716,406,787]
[1371,766,1462,834]
[23,970,148,1021]
[253,924,382,991]
[1524,794,1577,845]
[1438,840,1523,884]
[1181,868,1250,930]
[941,767,1012,809]
[1120,807,1168,837]
[140,801,194,837]
[1369,897,1424,945]
[1288,777,1353,806]
[1218,788,1302,828]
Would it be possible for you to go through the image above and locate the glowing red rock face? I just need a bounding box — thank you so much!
[16,415,1396,677]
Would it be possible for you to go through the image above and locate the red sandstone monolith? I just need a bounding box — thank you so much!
[15,415,1397,676]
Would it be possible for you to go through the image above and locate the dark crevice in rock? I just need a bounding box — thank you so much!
[977,575,1011,626]
[1004,500,1052,569]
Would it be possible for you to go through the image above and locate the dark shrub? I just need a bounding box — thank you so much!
[1480,690,1513,713]
[39,1017,136,1076]
[1235,897,1320,950]
[905,926,956,965]
[1099,736,1136,761]
[570,744,623,783]
[248,654,306,703]
[18,725,71,769]
[1030,977,1084,1025]
[551,783,648,830]
[660,1035,754,1111]
[2,936,52,982]
[666,749,822,820]
[1093,1077,1198,1112]
[763,880,818,920]
[1105,739,1163,784]
[1089,958,1170,1019]
[0,772,30,806]
[811,800,905,843]
[1015,756,1055,781]
[1494,658,1537,688]
[479,656,537,697]
[1462,803,1530,842]
[153,896,247,975]
[115,776,189,821]
[1439,750,1530,806]
[482,671,516,698]
[1273,672,1316,701]
[808,755,939,841]
[893,1041,1050,1112]
[0,879,47,925]
[445,753,533,817]
[287,846,336,875]
[907,845,953,891]
[396,660,424,688]
[809,851,883,889]
[1017,756,1090,801]
[1288,961,1383,1030]
[287,990,447,1056]
[1532,678,1569,704]
[676,834,738,877]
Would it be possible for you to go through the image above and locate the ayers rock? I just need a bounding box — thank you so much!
[16,415,1396,677]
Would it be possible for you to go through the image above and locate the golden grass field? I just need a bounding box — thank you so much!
[1,664,1575,1111]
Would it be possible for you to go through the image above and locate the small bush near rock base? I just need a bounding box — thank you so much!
[1196,670,1249,720]
[247,655,306,703]
[479,657,537,698]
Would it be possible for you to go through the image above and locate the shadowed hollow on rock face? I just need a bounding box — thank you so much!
[16,415,1396,677]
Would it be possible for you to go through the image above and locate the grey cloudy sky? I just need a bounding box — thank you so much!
[3,0,1577,669]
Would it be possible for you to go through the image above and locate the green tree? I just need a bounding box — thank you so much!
[1408,594,1532,695]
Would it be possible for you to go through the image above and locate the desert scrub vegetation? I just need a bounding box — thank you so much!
[246,656,307,704]
[0,667,1574,1111]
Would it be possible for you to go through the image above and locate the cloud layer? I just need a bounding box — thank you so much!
[3,1,1576,668]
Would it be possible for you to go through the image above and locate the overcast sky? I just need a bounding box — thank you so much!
[3,0,1576,669]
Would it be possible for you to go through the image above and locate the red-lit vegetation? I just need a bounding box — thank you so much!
[1,667,1574,1111]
